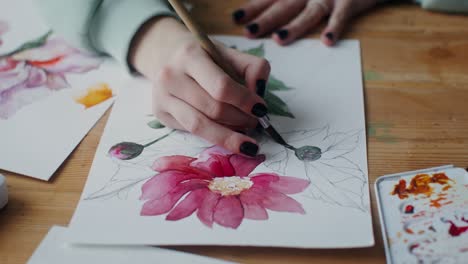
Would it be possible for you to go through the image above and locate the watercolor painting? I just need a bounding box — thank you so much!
[379,168,468,263]
[0,0,127,181]
[69,38,373,247]
[0,20,102,119]
[83,43,367,230]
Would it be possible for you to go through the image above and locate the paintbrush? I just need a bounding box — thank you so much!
[168,0,289,147]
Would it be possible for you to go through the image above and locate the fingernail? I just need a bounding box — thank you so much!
[232,9,245,23]
[240,142,259,157]
[256,79,266,98]
[246,23,259,34]
[276,29,288,40]
[251,103,267,117]
[235,130,246,135]
[255,121,264,132]
[325,32,334,42]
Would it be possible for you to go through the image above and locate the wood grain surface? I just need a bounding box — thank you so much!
[1,1,467,263]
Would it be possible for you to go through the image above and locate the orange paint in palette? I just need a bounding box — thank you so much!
[75,83,113,109]
[391,172,452,199]
[376,166,468,263]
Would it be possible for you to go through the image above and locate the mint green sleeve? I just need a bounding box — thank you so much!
[36,0,177,70]
[415,0,468,13]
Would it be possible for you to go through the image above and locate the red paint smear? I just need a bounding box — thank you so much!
[391,172,452,199]
[29,56,63,67]
[409,243,419,252]
[448,221,468,237]
[405,205,414,214]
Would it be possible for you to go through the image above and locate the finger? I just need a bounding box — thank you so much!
[244,0,307,38]
[219,46,271,97]
[156,112,185,130]
[167,95,260,157]
[232,0,275,25]
[321,0,354,46]
[160,69,257,128]
[273,1,330,45]
[183,51,268,118]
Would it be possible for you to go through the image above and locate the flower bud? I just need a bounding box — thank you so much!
[108,142,144,160]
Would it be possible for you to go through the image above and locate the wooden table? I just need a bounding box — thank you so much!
[1,1,467,263]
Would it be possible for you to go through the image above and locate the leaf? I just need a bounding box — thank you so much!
[244,43,265,58]
[147,119,165,129]
[0,30,52,58]
[264,90,295,118]
[267,75,293,91]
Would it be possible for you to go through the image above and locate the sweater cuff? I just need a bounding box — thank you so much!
[89,0,177,71]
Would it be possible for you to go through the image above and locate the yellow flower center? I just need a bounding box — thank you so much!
[208,176,253,196]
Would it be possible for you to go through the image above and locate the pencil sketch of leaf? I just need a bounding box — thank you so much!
[262,125,368,212]
[264,90,295,118]
[85,177,150,200]
[244,43,265,57]
[267,75,293,91]
[147,119,165,129]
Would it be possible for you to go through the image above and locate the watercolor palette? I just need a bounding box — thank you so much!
[375,165,468,264]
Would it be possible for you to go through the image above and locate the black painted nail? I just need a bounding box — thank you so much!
[256,79,266,98]
[325,32,334,41]
[251,103,267,117]
[235,130,246,135]
[246,23,259,34]
[255,121,264,133]
[232,9,245,23]
[276,29,288,40]
[240,142,259,157]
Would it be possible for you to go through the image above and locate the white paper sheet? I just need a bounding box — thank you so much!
[28,226,235,264]
[0,0,127,180]
[68,37,374,248]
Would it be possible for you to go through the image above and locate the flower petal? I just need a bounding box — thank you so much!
[0,60,28,93]
[239,192,268,220]
[140,171,209,200]
[250,187,306,214]
[251,173,310,194]
[229,154,265,176]
[25,66,47,87]
[213,196,244,229]
[196,189,220,227]
[192,154,235,177]
[166,188,206,221]
[46,73,68,90]
[40,52,101,73]
[151,155,197,172]
[140,179,207,216]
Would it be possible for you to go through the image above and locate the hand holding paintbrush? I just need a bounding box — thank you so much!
[130,8,273,157]
[168,0,289,149]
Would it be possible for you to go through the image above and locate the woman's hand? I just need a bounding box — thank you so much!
[130,17,270,157]
[232,0,377,46]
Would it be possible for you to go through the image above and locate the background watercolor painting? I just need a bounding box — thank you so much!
[0,0,127,180]
[67,37,374,248]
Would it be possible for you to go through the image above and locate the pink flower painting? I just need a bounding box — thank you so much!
[140,146,310,229]
[0,31,101,119]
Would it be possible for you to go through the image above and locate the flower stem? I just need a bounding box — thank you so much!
[143,129,175,148]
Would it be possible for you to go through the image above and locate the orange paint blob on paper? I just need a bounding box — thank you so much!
[75,83,113,108]
[391,172,452,199]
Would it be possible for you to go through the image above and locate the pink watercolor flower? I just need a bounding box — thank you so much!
[0,37,101,119]
[140,146,310,229]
